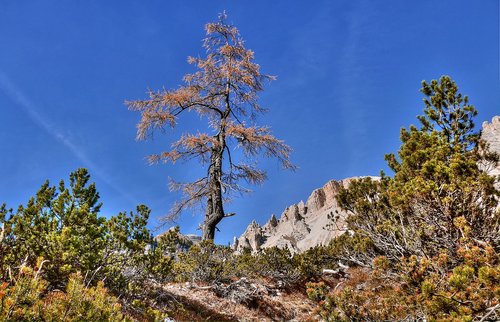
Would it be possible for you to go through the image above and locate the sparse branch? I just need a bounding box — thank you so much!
[166,177,209,221]
[227,123,296,170]
[147,132,223,166]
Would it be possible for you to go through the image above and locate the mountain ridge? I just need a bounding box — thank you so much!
[232,177,368,253]
[233,115,500,253]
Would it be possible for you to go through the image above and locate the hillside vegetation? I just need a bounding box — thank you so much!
[1,76,498,321]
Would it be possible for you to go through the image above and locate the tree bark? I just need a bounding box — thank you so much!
[202,83,231,241]
[202,126,226,240]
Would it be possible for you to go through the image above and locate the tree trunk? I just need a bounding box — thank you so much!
[201,130,226,241]
[201,82,230,241]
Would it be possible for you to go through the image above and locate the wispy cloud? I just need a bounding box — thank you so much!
[0,71,138,206]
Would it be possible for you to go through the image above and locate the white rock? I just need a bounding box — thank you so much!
[234,115,500,254]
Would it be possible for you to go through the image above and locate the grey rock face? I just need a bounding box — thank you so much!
[234,115,500,254]
[233,177,370,253]
[483,116,500,148]
[483,116,500,179]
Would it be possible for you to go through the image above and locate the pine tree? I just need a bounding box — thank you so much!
[0,169,156,291]
[316,76,500,321]
[337,76,499,265]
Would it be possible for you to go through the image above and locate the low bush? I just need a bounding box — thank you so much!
[0,260,133,321]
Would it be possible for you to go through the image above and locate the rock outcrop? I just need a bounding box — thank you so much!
[234,116,500,254]
[483,116,500,180]
[233,177,371,253]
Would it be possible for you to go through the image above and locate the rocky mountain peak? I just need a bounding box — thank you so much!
[233,177,372,254]
[262,214,278,233]
[233,115,500,254]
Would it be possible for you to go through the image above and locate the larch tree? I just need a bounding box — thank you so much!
[127,13,295,241]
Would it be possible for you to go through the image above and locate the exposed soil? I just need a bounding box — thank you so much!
[162,281,318,322]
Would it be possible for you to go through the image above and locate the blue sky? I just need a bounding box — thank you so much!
[1,1,499,245]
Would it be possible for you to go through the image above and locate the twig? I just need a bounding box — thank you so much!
[479,303,500,322]
[34,260,49,280]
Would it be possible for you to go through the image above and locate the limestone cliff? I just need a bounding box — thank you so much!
[483,116,500,180]
[234,115,500,254]
[233,177,369,253]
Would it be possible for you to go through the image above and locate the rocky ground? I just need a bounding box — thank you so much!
[162,279,318,321]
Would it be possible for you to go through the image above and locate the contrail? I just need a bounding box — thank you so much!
[0,71,139,207]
